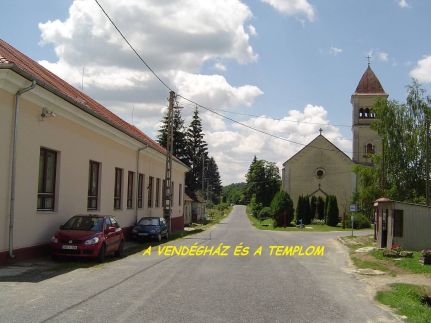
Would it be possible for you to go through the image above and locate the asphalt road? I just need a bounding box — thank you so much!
[0,206,396,322]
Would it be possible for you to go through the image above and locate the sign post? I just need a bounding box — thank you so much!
[349,204,357,237]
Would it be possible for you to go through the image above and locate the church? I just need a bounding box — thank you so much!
[281,64,388,214]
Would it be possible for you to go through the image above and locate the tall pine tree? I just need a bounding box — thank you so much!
[157,108,189,165]
[206,156,222,203]
[185,107,208,195]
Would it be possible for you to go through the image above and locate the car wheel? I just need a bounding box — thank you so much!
[157,233,162,242]
[115,240,124,258]
[98,244,106,262]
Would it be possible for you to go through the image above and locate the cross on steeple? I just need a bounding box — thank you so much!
[366,55,372,67]
[319,128,323,135]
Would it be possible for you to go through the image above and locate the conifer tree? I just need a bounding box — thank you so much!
[206,156,222,203]
[185,107,208,194]
[157,108,189,165]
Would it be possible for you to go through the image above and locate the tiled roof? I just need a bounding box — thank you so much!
[355,66,385,94]
[0,38,181,164]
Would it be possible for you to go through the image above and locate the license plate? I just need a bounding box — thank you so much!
[62,245,77,250]
[138,233,148,236]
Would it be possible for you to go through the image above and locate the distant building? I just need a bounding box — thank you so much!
[282,65,388,214]
[0,39,189,263]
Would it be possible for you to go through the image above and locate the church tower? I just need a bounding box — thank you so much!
[351,64,388,165]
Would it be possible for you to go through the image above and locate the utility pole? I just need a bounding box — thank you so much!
[381,140,385,190]
[426,115,430,206]
[164,91,175,232]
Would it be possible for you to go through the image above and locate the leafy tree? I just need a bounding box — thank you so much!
[222,183,246,205]
[355,81,431,217]
[157,108,189,165]
[270,191,294,227]
[246,157,280,207]
[326,195,339,227]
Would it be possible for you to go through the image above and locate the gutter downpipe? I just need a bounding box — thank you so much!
[135,145,148,223]
[9,80,37,258]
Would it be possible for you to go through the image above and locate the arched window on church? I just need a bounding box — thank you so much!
[359,108,364,118]
[364,108,370,118]
[365,143,375,155]
[369,109,375,118]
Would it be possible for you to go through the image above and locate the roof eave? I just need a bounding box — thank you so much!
[2,64,190,170]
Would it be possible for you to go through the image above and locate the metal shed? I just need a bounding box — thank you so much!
[374,197,431,250]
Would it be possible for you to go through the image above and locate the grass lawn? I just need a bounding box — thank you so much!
[372,250,431,274]
[247,210,371,232]
[340,235,431,276]
[376,283,431,322]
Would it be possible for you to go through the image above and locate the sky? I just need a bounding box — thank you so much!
[1,0,431,185]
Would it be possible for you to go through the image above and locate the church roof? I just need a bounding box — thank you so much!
[283,134,352,165]
[354,65,386,94]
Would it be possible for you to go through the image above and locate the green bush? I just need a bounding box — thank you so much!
[215,202,229,211]
[295,195,311,225]
[343,213,371,229]
[250,194,262,217]
[270,191,294,227]
[326,195,339,227]
[259,207,273,219]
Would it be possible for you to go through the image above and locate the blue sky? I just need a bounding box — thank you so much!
[1,0,431,184]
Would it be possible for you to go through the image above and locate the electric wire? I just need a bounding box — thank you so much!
[94,0,353,155]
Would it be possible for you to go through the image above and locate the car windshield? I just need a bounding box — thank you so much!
[138,218,160,226]
[63,216,104,231]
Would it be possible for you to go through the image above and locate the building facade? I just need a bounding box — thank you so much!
[282,65,387,214]
[0,39,189,262]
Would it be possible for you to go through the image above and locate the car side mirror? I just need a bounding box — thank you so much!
[108,226,116,233]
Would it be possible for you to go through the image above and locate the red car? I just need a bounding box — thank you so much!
[50,215,124,261]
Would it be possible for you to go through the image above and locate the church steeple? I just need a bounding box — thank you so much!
[354,65,386,94]
[351,65,388,165]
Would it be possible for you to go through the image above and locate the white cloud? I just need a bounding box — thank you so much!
[410,55,431,83]
[377,51,389,62]
[261,0,316,22]
[213,62,227,72]
[37,0,262,144]
[329,47,343,56]
[205,104,351,184]
[174,71,263,109]
[398,0,409,8]
[248,25,257,36]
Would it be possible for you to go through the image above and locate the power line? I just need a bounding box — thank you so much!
[197,108,351,128]
[94,0,353,155]
[178,94,353,154]
[94,0,173,92]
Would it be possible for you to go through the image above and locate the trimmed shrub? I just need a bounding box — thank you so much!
[343,213,371,229]
[259,207,273,219]
[326,195,339,227]
[317,196,325,220]
[270,191,294,227]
